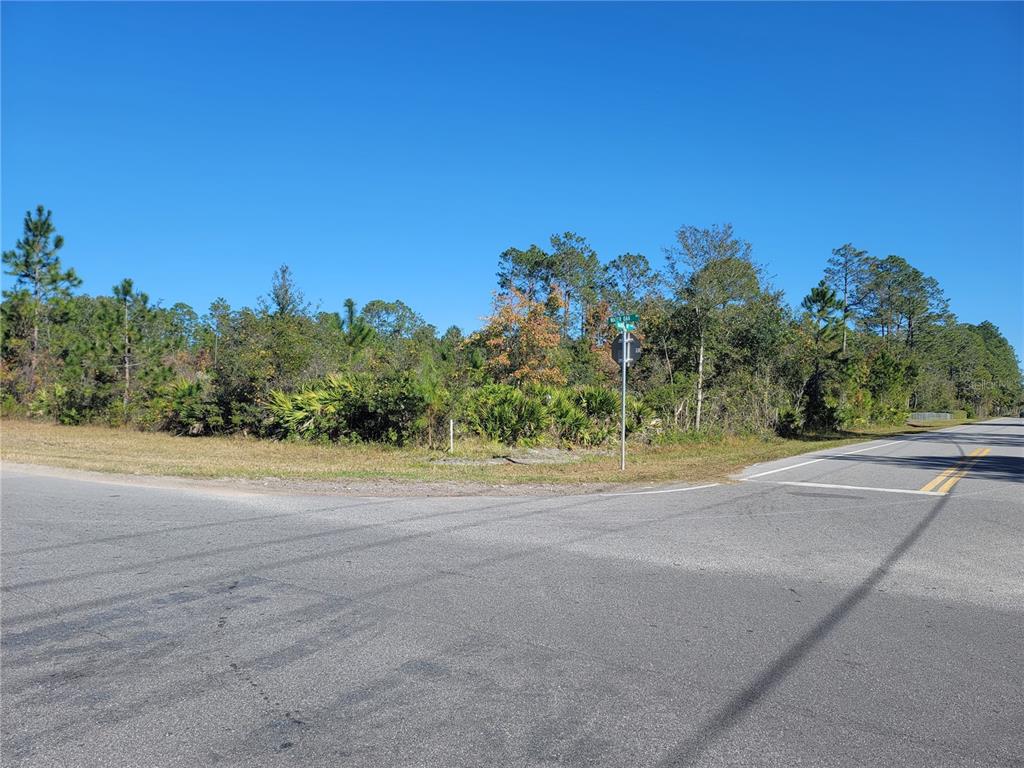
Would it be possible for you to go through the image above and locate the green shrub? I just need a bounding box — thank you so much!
[641,380,694,430]
[625,394,653,434]
[30,383,87,425]
[573,385,617,422]
[836,388,872,430]
[547,389,593,445]
[0,392,28,419]
[463,383,624,446]
[866,348,913,424]
[268,373,426,445]
[465,383,549,444]
[152,375,225,436]
[775,407,800,437]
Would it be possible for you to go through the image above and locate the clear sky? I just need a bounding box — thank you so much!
[3,2,1022,354]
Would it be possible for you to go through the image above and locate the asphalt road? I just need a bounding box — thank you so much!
[2,419,1022,767]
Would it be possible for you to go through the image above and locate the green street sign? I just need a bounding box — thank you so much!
[609,313,639,325]
[612,322,636,332]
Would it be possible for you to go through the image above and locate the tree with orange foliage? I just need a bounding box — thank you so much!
[476,286,567,386]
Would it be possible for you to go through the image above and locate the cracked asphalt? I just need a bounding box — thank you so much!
[2,419,1022,766]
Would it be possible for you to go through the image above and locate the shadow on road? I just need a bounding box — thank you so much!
[827,452,1023,484]
[896,427,1024,449]
[656,492,954,767]
[793,418,1024,448]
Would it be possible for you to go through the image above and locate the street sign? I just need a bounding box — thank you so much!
[609,313,639,326]
[609,313,639,323]
[611,333,642,366]
[609,314,641,471]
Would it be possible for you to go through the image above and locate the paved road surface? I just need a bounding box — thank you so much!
[2,419,1022,767]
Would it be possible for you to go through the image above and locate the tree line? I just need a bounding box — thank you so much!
[2,205,1020,446]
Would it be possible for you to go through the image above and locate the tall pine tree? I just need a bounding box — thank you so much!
[2,206,81,391]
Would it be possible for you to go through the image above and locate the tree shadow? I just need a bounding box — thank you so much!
[656,493,953,767]
[794,418,1024,447]
[829,452,1023,484]
[896,429,1023,448]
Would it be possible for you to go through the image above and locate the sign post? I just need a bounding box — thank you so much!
[620,330,627,471]
[609,315,641,471]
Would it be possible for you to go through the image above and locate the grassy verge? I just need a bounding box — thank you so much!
[0,418,970,488]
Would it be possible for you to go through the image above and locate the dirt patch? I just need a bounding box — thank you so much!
[432,447,588,467]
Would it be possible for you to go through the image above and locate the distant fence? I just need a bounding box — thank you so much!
[909,412,951,421]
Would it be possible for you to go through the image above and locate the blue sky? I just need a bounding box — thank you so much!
[3,2,1021,354]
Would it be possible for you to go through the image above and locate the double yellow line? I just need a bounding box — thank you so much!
[920,447,990,494]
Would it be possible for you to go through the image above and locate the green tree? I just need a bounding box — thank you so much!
[496,234,603,338]
[797,281,844,431]
[112,279,139,416]
[857,255,948,346]
[360,299,426,339]
[342,298,374,362]
[496,244,553,302]
[267,264,306,317]
[974,321,1023,413]
[548,232,603,338]
[415,354,450,448]
[603,252,662,314]
[825,243,870,354]
[2,205,81,391]
[666,223,760,430]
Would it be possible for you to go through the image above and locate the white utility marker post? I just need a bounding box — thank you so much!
[449,418,454,453]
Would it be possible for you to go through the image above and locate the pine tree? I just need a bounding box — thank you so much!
[2,205,81,390]
[112,279,137,416]
[798,280,843,431]
[825,243,870,354]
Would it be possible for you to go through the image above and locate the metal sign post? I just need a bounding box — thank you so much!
[620,330,628,470]
[609,314,641,471]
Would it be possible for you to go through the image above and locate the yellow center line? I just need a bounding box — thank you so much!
[919,448,985,493]
[937,448,990,494]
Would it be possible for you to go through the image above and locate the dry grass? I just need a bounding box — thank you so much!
[0,418,968,489]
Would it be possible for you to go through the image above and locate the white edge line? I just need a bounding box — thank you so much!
[841,440,901,455]
[745,457,825,479]
[743,439,902,479]
[600,483,720,497]
[769,480,943,497]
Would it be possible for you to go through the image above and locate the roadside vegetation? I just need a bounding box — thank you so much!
[2,206,1020,476]
[0,418,975,487]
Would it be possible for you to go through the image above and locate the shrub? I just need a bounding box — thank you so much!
[836,389,873,430]
[465,383,549,444]
[0,392,28,419]
[268,373,426,445]
[775,407,801,437]
[547,389,593,445]
[152,375,224,436]
[573,385,617,423]
[30,383,87,425]
[463,383,624,446]
[349,373,427,446]
[866,348,913,424]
